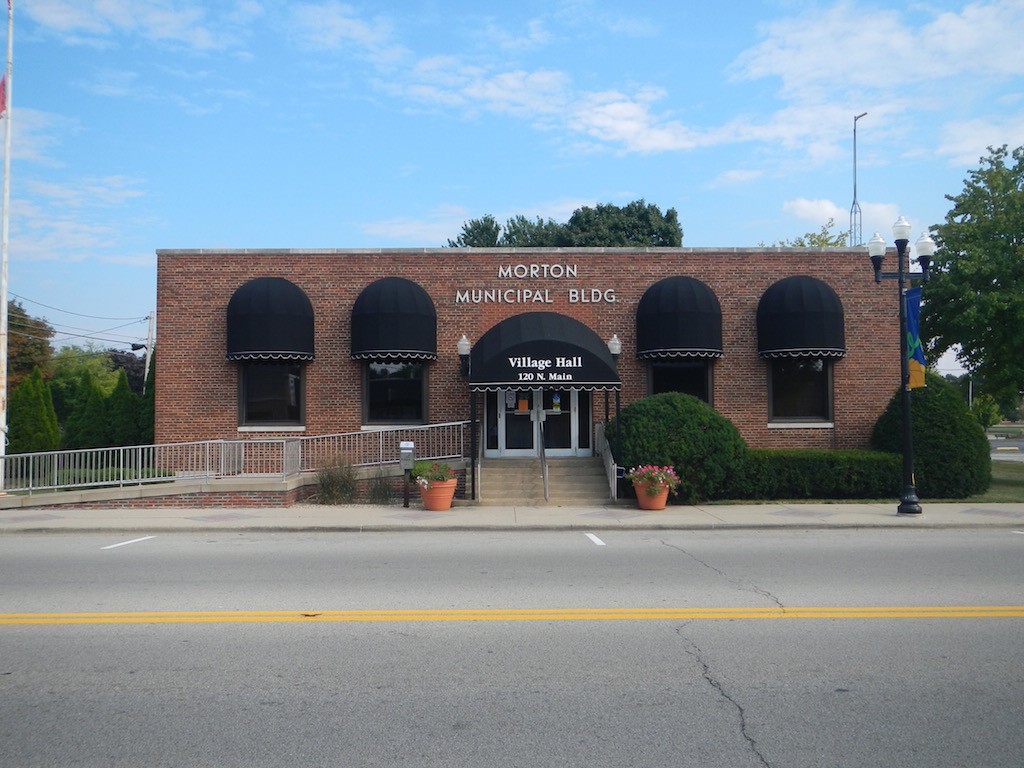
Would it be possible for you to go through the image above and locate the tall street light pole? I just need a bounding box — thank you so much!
[867,218,936,515]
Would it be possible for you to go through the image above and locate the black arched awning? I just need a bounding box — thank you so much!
[351,277,437,360]
[757,276,846,358]
[226,277,315,362]
[636,276,723,359]
[469,312,620,392]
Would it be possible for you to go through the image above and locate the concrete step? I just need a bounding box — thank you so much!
[479,457,611,505]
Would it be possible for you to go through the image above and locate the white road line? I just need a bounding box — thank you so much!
[584,533,606,546]
[102,536,156,550]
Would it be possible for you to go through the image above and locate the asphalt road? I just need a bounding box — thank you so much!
[1,530,1022,768]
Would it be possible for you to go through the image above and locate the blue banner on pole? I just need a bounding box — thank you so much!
[906,286,926,389]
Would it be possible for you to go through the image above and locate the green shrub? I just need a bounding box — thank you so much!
[727,449,900,500]
[870,371,991,498]
[608,392,747,503]
[315,456,359,504]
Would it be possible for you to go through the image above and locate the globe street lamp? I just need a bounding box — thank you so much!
[867,218,936,515]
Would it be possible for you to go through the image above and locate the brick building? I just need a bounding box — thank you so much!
[155,247,899,457]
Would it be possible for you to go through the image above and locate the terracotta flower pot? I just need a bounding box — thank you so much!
[634,481,670,511]
[419,478,457,511]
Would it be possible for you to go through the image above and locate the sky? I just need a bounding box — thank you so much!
[2,0,1022,371]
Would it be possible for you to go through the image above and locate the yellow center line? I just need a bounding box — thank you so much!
[2,606,1023,625]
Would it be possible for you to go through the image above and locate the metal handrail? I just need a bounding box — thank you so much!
[539,420,549,501]
[0,421,471,495]
[595,423,619,500]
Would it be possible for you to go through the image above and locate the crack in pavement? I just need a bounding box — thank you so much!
[681,631,772,768]
[659,538,786,610]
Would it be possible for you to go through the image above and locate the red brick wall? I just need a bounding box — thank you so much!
[155,248,901,451]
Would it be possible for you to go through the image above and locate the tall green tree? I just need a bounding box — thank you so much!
[7,366,60,454]
[447,214,501,247]
[106,369,141,446]
[49,346,119,445]
[7,301,55,391]
[61,371,110,449]
[922,145,1024,403]
[564,200,682,247]
[447,199,683,248]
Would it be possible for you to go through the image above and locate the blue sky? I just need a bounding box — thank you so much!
[3,0,1022,370]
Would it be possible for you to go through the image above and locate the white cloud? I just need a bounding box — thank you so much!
[709,169,764,187]
[483,17,552,51]
[360,205,472,246]
[26,175,146,208]
[782,198,845,224]
[937,115,1024,166]
[27,0,224,50]
[290,2,408,66]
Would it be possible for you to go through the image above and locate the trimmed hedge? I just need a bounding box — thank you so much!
[870,371,990,499]
[726,449,901,500]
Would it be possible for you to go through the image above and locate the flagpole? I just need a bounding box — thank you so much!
[0,0,13,487]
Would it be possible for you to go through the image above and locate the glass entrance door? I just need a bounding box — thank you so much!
[484,389,591,458]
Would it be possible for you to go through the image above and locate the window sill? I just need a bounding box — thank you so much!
[767,422,834,429]
[237,425,307,433]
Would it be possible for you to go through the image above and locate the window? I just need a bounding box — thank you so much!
[650,360,712,403]
[768,358,832,421]
[364,361,426,424]
[240,362,304,426]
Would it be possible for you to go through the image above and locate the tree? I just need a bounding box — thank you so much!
[106,369,141,446]
[447,199,683,248]
[7,301,54,391]
[49,346,119,444]
[922,144,1024,404]
[761,218,849,248]
[564,200,682,247]
[61,370,110,449]
[971,393,1003,430]
[108,348,147,395]
[7,366,59,454]
[500,215,570,247]
[447,214,501,247]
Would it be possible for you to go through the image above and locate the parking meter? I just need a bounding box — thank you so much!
[399,441,415,507]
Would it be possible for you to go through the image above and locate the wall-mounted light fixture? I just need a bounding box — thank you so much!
[457,334,471,378]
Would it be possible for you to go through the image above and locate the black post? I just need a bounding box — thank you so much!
[469,390,477,501]
[615,389,621,465]
[895,237,922,515]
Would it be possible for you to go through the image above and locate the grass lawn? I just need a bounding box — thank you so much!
[971,460,1024,503]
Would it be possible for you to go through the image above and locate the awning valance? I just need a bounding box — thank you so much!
[636,276,723,359]
[756,275,846,358]
[350,277,437,360]
[226,277,315,362]
[469,311,620,392]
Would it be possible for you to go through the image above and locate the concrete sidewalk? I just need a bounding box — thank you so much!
[3,500,1024,533]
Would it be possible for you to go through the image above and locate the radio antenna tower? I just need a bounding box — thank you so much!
[849,112,867,246]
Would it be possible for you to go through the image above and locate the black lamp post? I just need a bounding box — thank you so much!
[457,334,476,500]
[607,334,622,471]
[867,217,936,515]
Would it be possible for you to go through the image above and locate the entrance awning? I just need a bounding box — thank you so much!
[636,276,723,359]
[351,277,437,360]
[469,312,620,391]
[226,277,315,361]
[756,275,846,358]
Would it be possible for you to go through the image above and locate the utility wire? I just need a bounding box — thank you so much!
[9,292,149,322]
